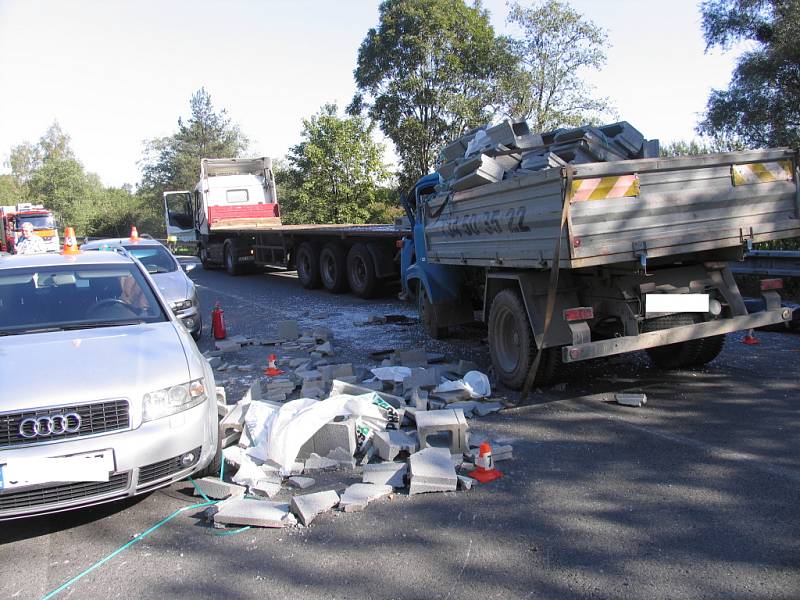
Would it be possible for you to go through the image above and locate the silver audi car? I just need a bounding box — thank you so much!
[0,250,219,520]
[81,237,202,340]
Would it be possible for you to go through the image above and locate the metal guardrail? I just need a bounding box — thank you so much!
[729,250,800,278]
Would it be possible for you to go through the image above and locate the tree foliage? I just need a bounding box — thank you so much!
[698,0,800,147]
[659,136,746,156]
[4,122,160,237]
[140,87,249,193]
[351,0,513,187]
[282,104,396,224]
[500,0,614,131]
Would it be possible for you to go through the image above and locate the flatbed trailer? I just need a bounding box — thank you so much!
[164,158,409,298]
[402,148,800,390]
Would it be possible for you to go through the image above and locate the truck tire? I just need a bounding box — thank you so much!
[419,285,448,339]
[296,242,322,289]
[691,333,726,366]
[642,313,704,369]
[199,244,215,270]
[488,289,562,389]
[319,242,349,293]
[347,243,379,299]
[224,242,241,276]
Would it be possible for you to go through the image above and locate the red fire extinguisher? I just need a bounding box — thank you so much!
[211,302,227,340]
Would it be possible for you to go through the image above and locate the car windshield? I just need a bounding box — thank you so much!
[16,214,55,230]
[122,245,177,273]
[0,263,168,335]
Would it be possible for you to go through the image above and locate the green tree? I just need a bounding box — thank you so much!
[140,87,249,192]
[698,0,800,147]
[351,0,513,187]
[0,174,22,205]
[659,136,746,157]
[284,104,392,225]
[500,0,614,131]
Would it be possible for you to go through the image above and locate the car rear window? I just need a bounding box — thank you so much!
[0,263,169,335]
[122,245,177,273]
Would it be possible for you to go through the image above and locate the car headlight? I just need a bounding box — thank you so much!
[143,379,206,421]
[171,299,193,312]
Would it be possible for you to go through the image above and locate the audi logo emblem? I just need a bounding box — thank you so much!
[19,413,82,438]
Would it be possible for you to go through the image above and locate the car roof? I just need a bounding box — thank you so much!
[81,237,165,250]
[0,250,136,269]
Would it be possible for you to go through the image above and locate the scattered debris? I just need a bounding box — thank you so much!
[373,430,418,461]
[277,320,300,341]
[415,409,469,455]
[290,490,340,526]
[193,477,246,500]
[615,393,648,407]
[363,462,407,488]
[288,476,316,489]
[409,447,458,495]
[214,498,296,528]
[339,483,393,512]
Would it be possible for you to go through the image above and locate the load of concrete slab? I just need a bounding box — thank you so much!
[436,118,660,192]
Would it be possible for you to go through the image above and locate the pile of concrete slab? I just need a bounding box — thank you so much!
[201,332,514,532]
[436,118,660,192]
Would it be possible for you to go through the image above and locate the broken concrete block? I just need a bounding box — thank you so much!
[213,498,294,528]
[409,447,458,495]
[457,474,474,491]
[363,462,407,488]
[222,445,245,469]
[303,453,339,472]
[329,380,405,409]
[215,340,241,353]
[312,326,333,342]
[277,320,300,341]
[320,363,354,381]
[411,388,428,411]
[326,447,356,470]
[415,408,469,455]
[396,348,428,367]
[220,401,250,448]
[373,430,418,461]
[228,334,253,346]
[615,393,647,407]
[447,400,480,418]
[192,477,245,500]
[296,369,322,381]
[237,364,255,372]
[207,356,222,369]
[473,401,503,417]
[288,476,315,489]
[250,479,282,498]
[290,490,340,526]
[303,419,357,459]
[289,357,311,369]
[339,483,393,512]
[315,341,333,356]
[300,383,325,399]
[242,381,262,403]
[403,368,439,393]
[451,154,504,191]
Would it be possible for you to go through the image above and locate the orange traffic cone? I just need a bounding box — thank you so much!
[265,354,284,377]
[62,227,79,254]
[468,442,503,483]
[129,226,140,243]
[742,329,759,345]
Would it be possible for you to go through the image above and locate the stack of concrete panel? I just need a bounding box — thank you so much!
[451,154,505,191]
[408,447,458,495]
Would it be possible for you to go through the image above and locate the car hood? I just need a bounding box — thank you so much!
[0,322,191,416]
[152,271,193,305]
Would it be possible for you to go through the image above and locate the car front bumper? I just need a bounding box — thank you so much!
[0,400,217,520]
[175,306,201,336]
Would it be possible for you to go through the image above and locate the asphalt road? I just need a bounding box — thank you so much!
[2,265,799,600]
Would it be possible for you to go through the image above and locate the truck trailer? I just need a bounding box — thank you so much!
[401,147,800,389]
[164,157,408,298]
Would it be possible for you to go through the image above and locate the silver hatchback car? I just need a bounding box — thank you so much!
[0,251,219,520]
[81,237,202,340]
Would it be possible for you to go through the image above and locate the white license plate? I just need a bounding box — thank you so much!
[238,255,255,262]
[0,449,114,491]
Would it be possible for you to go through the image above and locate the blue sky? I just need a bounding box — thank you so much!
[0,0,743,187]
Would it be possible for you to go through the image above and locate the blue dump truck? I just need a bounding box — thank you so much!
[399,126,799,390]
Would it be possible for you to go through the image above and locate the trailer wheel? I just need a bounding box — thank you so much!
[224,243,240,276]
[296,242,322,289]
[347,243,379,299]
[488,289,562,389]
[691,333,726,366]
[419,285,448,339]
[642,313,704,368]
[319,242,349,293]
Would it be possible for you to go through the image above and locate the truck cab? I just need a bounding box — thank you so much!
[0,204,60,254]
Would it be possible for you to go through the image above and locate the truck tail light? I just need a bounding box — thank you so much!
[563,307,594,322]
[760,278,783,291]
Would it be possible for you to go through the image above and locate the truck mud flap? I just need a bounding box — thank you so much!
[562,306,793,363]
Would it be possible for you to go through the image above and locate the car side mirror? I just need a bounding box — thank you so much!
[182,263,197,273]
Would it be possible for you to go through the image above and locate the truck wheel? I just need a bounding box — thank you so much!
[347,243,379,299]
[419,285,448,339]
[691,333,726,366]
[296,242,322,289]
[488,289,562,389]
[199,245,215,270]
[643,313,704,369]
[224,243,240,276]
[319,242,349,293]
